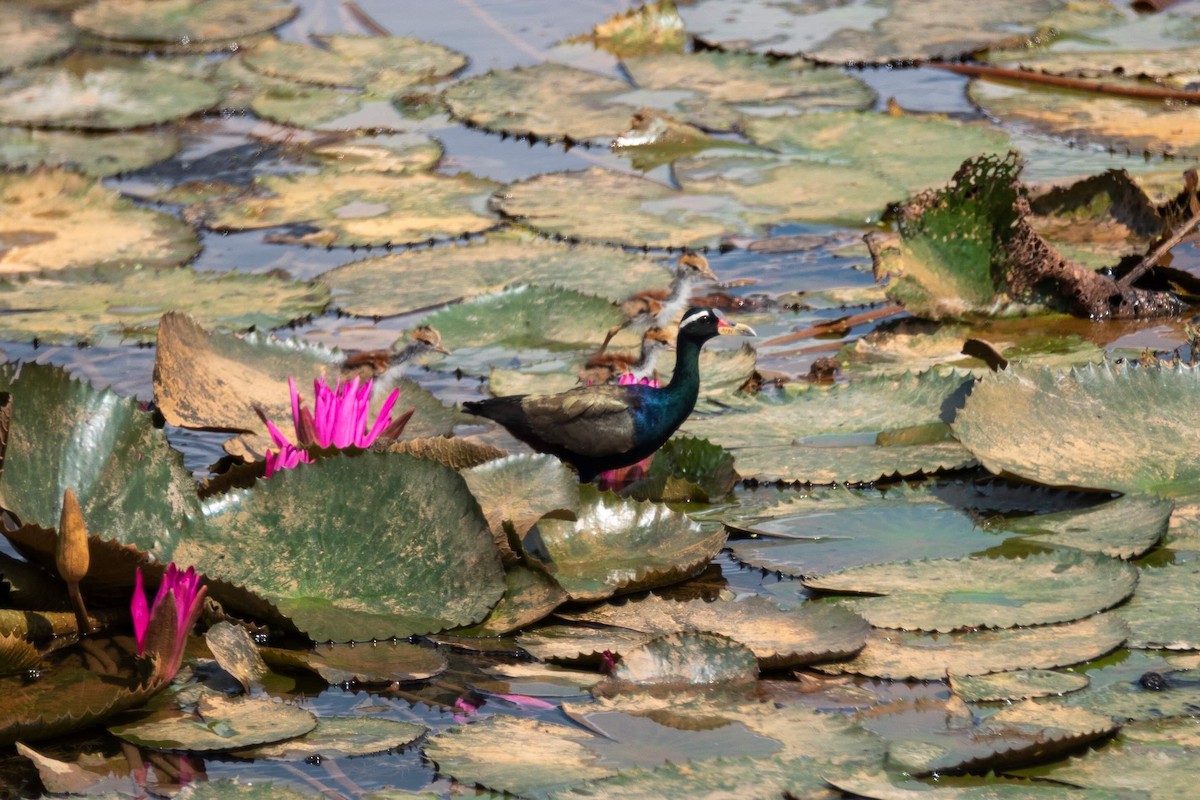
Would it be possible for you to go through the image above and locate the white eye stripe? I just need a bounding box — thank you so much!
[678,311,710,330]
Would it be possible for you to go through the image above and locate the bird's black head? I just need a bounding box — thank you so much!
[677,307,756,344]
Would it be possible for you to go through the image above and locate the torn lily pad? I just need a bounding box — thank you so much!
[242,34,466,92]
[319,233,670,317]
[0,55,221,129]
[806,551,1138,632]
[678,0,1076,63]
[953,362,1200,496]
[233,716,426,760]
[951,670,1090,703]
[682,369,974,483]
[198,169,498,247]
[0,5,75,73]
[0,127,180,177]
[110,693,316,752]
[0,268,328,344]
[816,614,1128,680]
[172,453,506,641]
[73,0,297,43]
[561,594,867,668]
[0,168,199,276]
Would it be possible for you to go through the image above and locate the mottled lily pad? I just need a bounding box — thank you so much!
[0,363,198,555]
[110,693,316,752]
[523,489,726,602]
[682,369,974,483]
[0,5,75,73]
[1036,717,1200,797]
[830,771,1133,799]
[953,362,1200,496]
[0,55,220,129]
[561,594,867,668]
[454,565,569,637]
[461,454,579,561]
[304,133,442,174]
[243,34,466,91]
[0,268,328,344]
[806,551,1138,632]
[205,622,269,693]
[0,127,180,177]
[817,614,1128,680]
[0,168,199,276]
[574,0,685,57]
[233,716,426,760]
[678,0,1075,63]
[951,670,1090,703]
[263,641,448,684]
[199,169,498,247]
[1005,494,1171,560]
[609,632,759,687]
[516,625,653,666]
[74,0,296,43]
[319,233,670,317]
[0,635,41,677]
[1116,561,1200,650]
[172,453,506,641]
[246,72,444,133]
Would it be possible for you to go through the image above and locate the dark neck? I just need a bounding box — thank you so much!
[661,333,704,422]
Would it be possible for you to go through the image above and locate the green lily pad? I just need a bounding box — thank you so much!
[523,489,727,602]
[816,614,1128,680]
[199,169,498,247]
[110,693,317,752]
[0,168,199,276]
[863,698,1117,777]
[172,453,506,641]
[243,34,466,91]
[0,634,41,677]
[1005,494,1171,560]
[244,71,445,133]
[306,641,448,684]
[0,5,75,73]
[951,670,1090,703]
[622,435,737,503]
[682,369,975,483]
[561,594,867,668]
[806,551,1138,632]
[829,770,1134,799]
[233,716,426,760]
[454,565,569,637]
[678,0,1075,63]
[1065,652,1200,723]
[0,363,198,555]
[319,233,671,317]
[0,127,180,177]
[621,51,873,131]
[462,454,580,557]
[609,631,758,687]
[516,625,653,666]
[952,362,1200,496]
[0,55,221,129]
[0,268,328,344]
[572,0,685,58]
[970,78,1200,159]
[73,0,296,43]
[1116,561,1200,650]
[443,62,637,144]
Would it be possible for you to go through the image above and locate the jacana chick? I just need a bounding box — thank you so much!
[340,325,448,380]
[599,253,718,352]
[579,326,672,385]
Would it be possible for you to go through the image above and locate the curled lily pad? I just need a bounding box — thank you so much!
[1116,561,1200,650]
[73,0,297,43]
[953,362,1200,496]
[830,771,1136,799]
[1005,493,1171,560]
[243,34,466,91]
[622,435,737,503]
[0,363,198,555]
[805,551,1138,632]
[262,641,448,684]
[110,693,316,752]
[0,55,220,129]
[198,169,498,247]
[678,0,1075,63]
[816,614,1128,680]
[0,634,41,677]
[951,670,1090,703]
[0,127,180,177]
[561,594,867,668]
[233,716,426,760]
[0,168,199,276]
[173,453,506,641]
[515,625,653,665]
[523,489,726,602]
[0,5,75,73]
[572,0,685,57]
[682,369,974,483]
[608,631,758,687]
[462,454,579,561]
[0,268,328,344]
[1036,717,1200,797]
[304,133,442,174]
[205,622,269,693]
[319,233,671,317]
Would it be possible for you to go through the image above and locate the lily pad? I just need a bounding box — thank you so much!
[304,133,443,174]
[199,169,498,247]
[0,634,41,677]
[0,363,198,555]
[682,369,975,483]
[319,233,671,317]
[0,55,221,129]
[572,0,685,58]
[245,71,445,133]
[461,454,579,560]
[262,641,447,684]
[0,268,328,344]
[1005,494,1171,560]
[0,127,180,177]
[1116,561,1200,650]
[522,489,726,602]
[233,716,426,760]
[678,0,1075,63]
[110,693,316,752]
[829,771,1130,800]
[816,614,1128,680]
[73,0,297,43]
[805,551,1138,632]
[1036,717,1200,797]
[242,34,466,91]
[561,594,868,668]
[952,362,1200,496]
[622,435,738,503]
[454,565,569,637]
[516,625,653,666]
[609,631,759,687]
[205,622,269,693]
[172,453,506,641]
[0,168,199,276]
[951,670,1090,703]
[0,5,75,73]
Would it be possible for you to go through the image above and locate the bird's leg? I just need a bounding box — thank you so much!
[598,320,629,354]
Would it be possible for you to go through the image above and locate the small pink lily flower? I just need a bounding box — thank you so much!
[131,564,207,681]
[260,375,412,478]
[597,373,658,489]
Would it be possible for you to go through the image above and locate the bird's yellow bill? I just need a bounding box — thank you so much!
[718,321,757,336]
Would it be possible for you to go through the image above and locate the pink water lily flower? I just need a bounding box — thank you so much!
[131,564,207,681]
[260,375,411,478]
[597,372,658,489]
